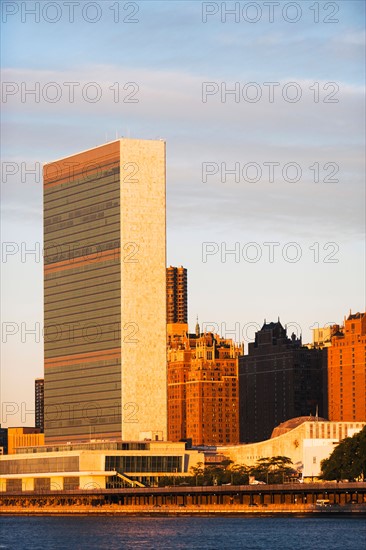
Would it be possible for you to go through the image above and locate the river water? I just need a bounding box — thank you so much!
[0,516,364,549]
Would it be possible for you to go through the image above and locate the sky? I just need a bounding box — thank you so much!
[1,0,365,427]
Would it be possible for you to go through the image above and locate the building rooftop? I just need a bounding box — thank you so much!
[347,312,365,320]
[270,416,327,438]
[44,137,166,165]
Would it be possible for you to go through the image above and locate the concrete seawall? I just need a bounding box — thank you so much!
[1,504,365,517]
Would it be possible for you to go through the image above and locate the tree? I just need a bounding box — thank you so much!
[190,461,249,486]
[249,456,295,483]
[229,464,250,485]
[320,426,366,481]
[189,461,205,485]
[220,459,234,469]
[203,465,226,485]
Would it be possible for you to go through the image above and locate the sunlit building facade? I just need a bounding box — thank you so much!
[327,312,366,421]
[221,417,366,480]
[43,139,167,443]
[7,428,44,455]
[168,327,240,446]
[0,441,204,491]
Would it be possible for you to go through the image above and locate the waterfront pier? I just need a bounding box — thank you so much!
[1,482,365,516]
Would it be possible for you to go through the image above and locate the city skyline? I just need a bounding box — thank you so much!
[1,1,365,426]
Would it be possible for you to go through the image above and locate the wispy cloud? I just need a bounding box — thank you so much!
[2,66,364,240]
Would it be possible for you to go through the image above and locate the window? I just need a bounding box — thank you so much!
[64,477,79,490]
[34,478,51,491]
[6,479,22,492]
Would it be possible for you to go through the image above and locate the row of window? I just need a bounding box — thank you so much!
[0,457,79,475]
[105,456,182,473]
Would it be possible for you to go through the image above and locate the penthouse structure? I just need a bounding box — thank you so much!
[43,139,167,443]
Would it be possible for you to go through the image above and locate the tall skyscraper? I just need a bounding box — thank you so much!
[35,378,44,433]
[166,266,187,324]
[239,321,325,443]
[168,327,240,446]
[43,139,167,443]
[327,312,366,421]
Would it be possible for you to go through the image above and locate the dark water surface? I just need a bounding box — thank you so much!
[0,516,364,549]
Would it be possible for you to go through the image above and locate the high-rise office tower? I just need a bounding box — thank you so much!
[328,312,366,421]
[44,139,167,443]
[239,321,325,443]
[35,378,44,433]
[166,266,187,324]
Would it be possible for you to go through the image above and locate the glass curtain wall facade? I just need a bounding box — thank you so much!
[105,455,182,473]
[44,139,167,443]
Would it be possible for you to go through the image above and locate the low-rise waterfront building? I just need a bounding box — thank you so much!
[219,417,365,480]
[0,440,204,492]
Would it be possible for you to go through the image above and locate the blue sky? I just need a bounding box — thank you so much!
[1,0,365,426]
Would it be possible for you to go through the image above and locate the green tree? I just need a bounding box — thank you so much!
[203,464,226,485]
[187,461,248,486]
[189,461,205,485]
[249,456,295,483]
[321,426,366,481]
[229,463,250,485]
[220,459,234,469]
